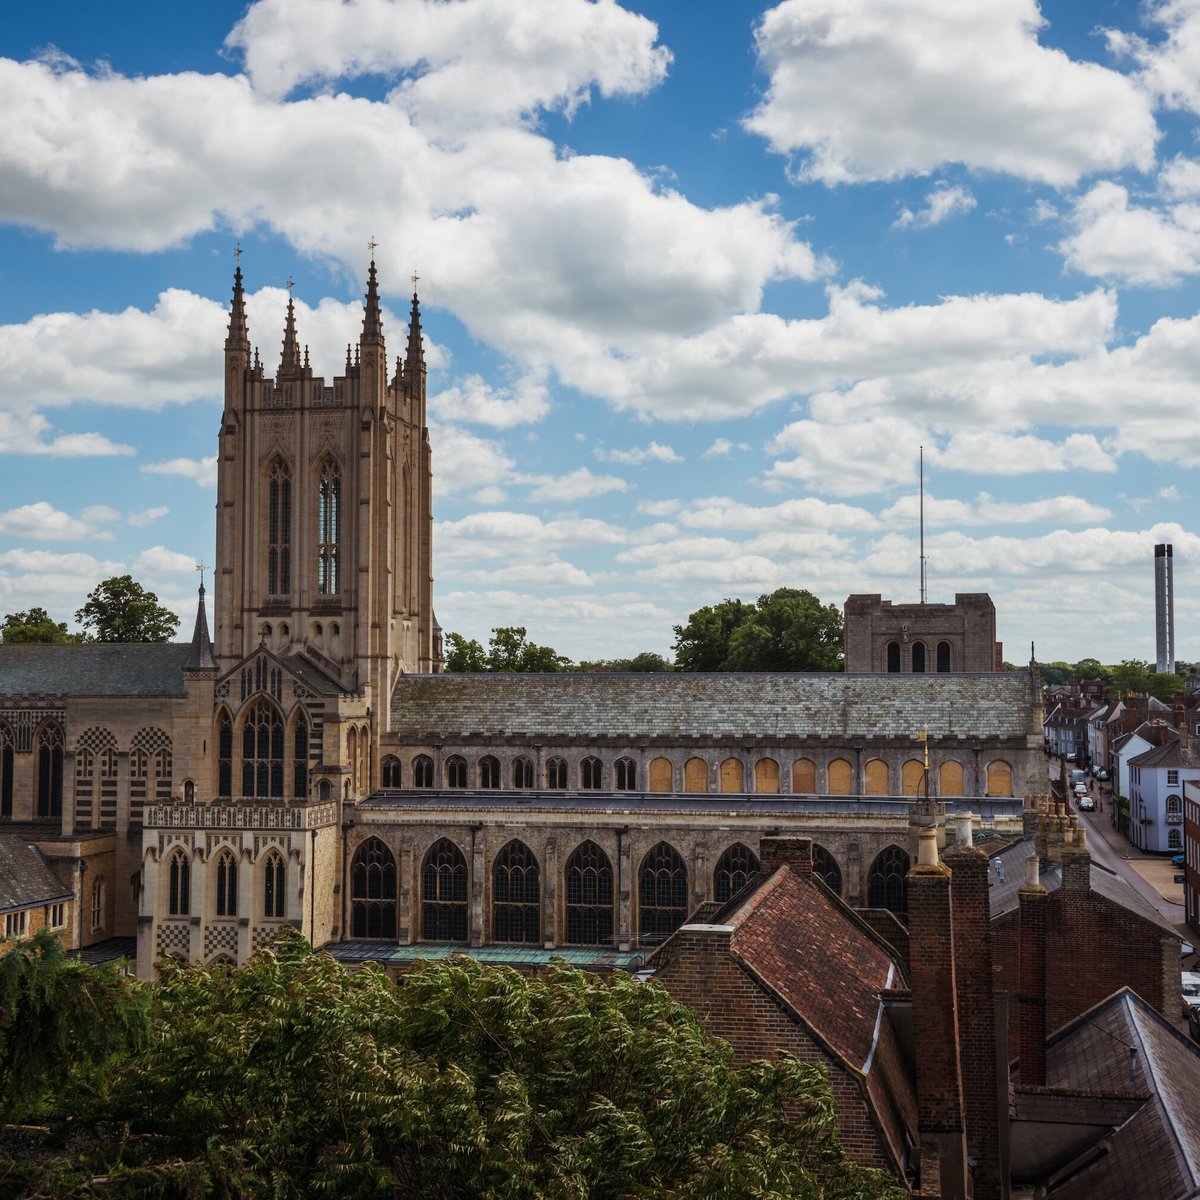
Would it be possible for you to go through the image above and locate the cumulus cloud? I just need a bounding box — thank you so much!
[0,502,115,541]
[0,412,132,457]
[746,0,1157,186]
[430,372,550,427]
[894,183,976,229]
[523,467,628,502]
[429,425,515,497]
[880,491,1113,527]
[675,495,880,533]
[134,546,201,575]
[142,455,219,488]
[596,441,681,465]
[435,510,628,563]
[128,506,169,527]
[1105,0,1200,116]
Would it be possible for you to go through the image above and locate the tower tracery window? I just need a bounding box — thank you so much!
[215,851,238,917]
[317,456,341,595]
[217,710,233,797]
[242,699,284,799]
[267,458,292,596]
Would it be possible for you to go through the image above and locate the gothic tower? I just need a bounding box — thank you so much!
[213,261,438,712]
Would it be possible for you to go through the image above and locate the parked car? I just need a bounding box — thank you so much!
[1078,796,1095,812]
[1093,767,1110,782]
[1066,752,1077,762]
[1183,972,1200,1018]
[1173,853,1186,868]
[1073,782,1089,797]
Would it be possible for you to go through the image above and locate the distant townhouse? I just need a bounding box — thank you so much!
[1127,731,1200,854]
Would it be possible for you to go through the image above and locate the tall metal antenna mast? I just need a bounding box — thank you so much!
[919,445,927,605]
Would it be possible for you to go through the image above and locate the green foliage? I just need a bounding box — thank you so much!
[1106,659,1185,701]
[578,652,673,673]
[674,589,844,672]
[0,607,80,644]
[1070,657,1105,681]
[1,930,903,1199]
[445,631,488,672]
[486,625,572,672]
[74,575,180,643]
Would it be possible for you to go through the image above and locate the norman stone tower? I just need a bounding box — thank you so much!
[213,260,438,708]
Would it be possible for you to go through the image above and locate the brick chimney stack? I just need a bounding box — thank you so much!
[942,813,1006,1200]
[758,836,813,877]
[1017,856,1048,1086]
[907,826,970,1198]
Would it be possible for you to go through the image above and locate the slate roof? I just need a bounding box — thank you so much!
[0,642,191,698]
[390,671,1038,741]
[1129,738,1200,771]
[0,836,72,913]
[1041,989,1200,1200]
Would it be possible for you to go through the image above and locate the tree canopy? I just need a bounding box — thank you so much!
[674,588,844,672]
[0,607,80,644]
[445,626,572,673]
[0,929,903,1199]
[74,575,180,643]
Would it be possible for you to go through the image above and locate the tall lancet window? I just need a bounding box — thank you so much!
[268,459,292,596]
[317,457,340,594]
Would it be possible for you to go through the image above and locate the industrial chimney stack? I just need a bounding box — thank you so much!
[1155,543,1175,675]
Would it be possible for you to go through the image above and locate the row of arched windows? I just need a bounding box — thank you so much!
[265,455,340,599]
[886,640,953,673]
[347,837,910,946]
[380,752,1014,798]
[166,848,286,919]
[216,703,309,800]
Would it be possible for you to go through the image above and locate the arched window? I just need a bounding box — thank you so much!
[754,757,780,794]
[445,755,467,788]
[639,842,688,943]
[565,841,613,946]
[580,757,602,789]
[648,757,672,792]
[479,756,501,789]
[986,760,1013,797]
[36,722,63,819]
[812,845,843,895]
[1167,794,1183,815]
[719,757,745,793]
[864,759,889,794]
[792,758,816,793]
[546,757,567,789]
[614,757,637,790]
[215,851,238,917]
[827,758,852,795]
[912,642,927,673]
[381,755,402,788]
[293,712,309,798]
[217,710,232,797]
[936,641,951,672]
[902,759,927,797]
[413,755,434,788]
[422,839,468,942]
[317,456,341,595]
[242,700,284,798]
[868,846,909,914]
[684,757,708,793]
[886,641,901,672]
[513,756,534,789]
[1169,829,1183,849]
[263,852,286,918]
[168,849,190,917]
[493,840,540,943]
[267,457,292,596]
[351,838,396,938]
[714,843,758,903]
[939,760,964,796]
[0,722,12,819]
[90,876,104,931]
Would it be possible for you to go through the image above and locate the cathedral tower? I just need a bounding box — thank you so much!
[213,261,438,709]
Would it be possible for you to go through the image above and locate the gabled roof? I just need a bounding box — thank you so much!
[1129,738,1200,771]
[1038,989,1200,1200]
[390,671,1039,741]
[0,836,72,913]
[216,644,346,698]
[0,643,190,698]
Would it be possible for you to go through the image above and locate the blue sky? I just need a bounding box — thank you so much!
[2,0,1200,666]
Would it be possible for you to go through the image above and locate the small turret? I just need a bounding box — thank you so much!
[279,289,301,376]
[225,265,250,354]
[184,581,216,670]
[405,290,425,383]
[361,258,385,347]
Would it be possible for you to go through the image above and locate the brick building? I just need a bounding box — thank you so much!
[843,593,1001,674]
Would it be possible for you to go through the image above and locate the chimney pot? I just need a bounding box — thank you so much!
[917,825,940,867]
[1024,856,1040,889]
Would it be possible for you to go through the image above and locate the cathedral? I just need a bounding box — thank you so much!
[0,262,1044,977]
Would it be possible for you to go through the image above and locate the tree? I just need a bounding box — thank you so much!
[577,652,673,673]
[0,930,904,1199]
[674,589,843,672]
[1070,658,1105,681]
[74,575,179,643]
[0,607,79,644]
[444,632,487,672]
[487,626,572,673]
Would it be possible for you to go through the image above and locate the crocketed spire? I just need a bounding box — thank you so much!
[184,581,215,670]
[279,290,301,375]
[361,258,385,346]
[225,264,249,351]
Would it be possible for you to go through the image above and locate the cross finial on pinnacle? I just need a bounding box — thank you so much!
[195,561,205,587]
[233,243,242,266]
[411,271,420,290]
[286,276,295,295]
[368,236,378,258]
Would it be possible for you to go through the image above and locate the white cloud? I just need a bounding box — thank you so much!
[1159,156,1200,200]
[1057,182,1200,285]
[524,467,628,502]
[446,559,594,588]
[935,431,1117,475]
[894,183,976,229]
[880,491,1113,527]
[596,441,681,465]
[142,455,218,488]
[746,0,1157,186]
[135,546,201,575]
[0,501,115,541]
[429,424,515,497]
[436,510,628,563]
[128,506,170,527]
[635,499,681,517]
[472,485,508,505]
[1105,0,1200,116]
[675,495,880,533]
[431,372,549,428]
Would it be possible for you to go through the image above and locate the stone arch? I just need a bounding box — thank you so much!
[546,756,567,789]
[479,755,501,789]
[886,641,901,672]
[168,847,191,917]
[242,698,285,798]
[684,757,708,793]
[132,726,173,819]
[213,848,238,918]
[351,837,396,938]
[901,758,927,796]
[792,757,816,793]
[492,839,540,944]
[413,754,434,788]
[512,756,534,789]
[812,844,842,895]
[445,754,467,788]
[754,757,780,794]
[939,759,964,796]
[291,708,309,798]
[648,757,672,792]
[215,709,233,798]
[74,726,117,829]
[827,757,852,795]
[936,641,952,672]
[381,755,402,788]
[262,849,286,919]
[714,843,758,902]
[580,756,602,789]
[719,757,745,793]
[638,841,687,944]
[986,760,1013,797]
[564,841,614,946]
[614,757,637,790]
[422,838,468,941]
[864,759,889,794]
[911,642,927,673]
[867,845,909,914]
